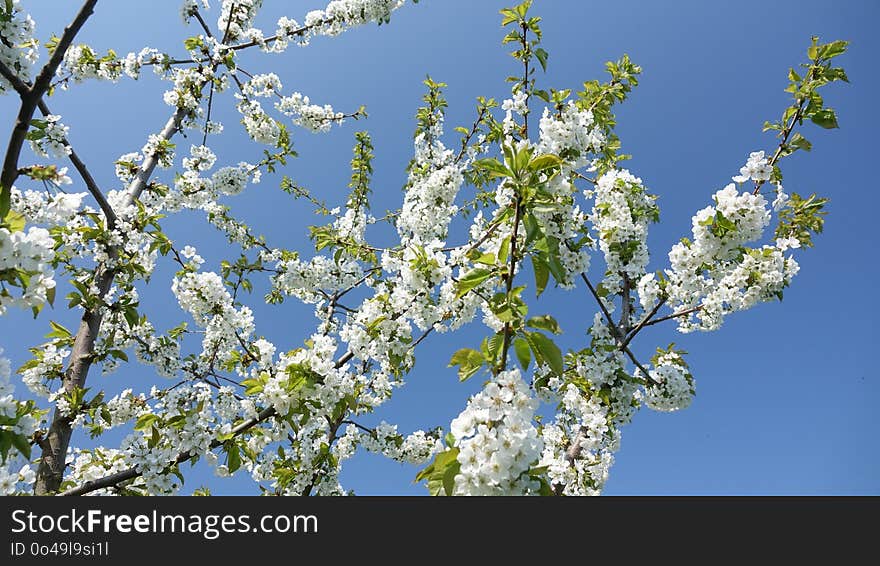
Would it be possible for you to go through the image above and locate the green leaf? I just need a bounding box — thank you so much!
[455,268,493,298]
[535,47,549,71]
[472,158,511,179]
[821,67,849,83]
[449,348,484,381]
[442,461,459,496]
[3,209,25,232]
[0,183,10,220]
[789,132,812,152]
[818,40,849,59]
[416,447,460,496]
[513,337,531,371]
[134,414,159,432]
[526,314,561,334]
[531,255,549,297]
[486,332,504,363]
[528,153,562,173]
[46,321,71,339]
[226,442,241,473]
[528,331,564,376]
[810,108,839,129]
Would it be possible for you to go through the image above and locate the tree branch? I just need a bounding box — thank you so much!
[0,59,30,97]
[36,99,116,225]
[580,272,622,341]
[640,304,702,328]
[59,406,277,496]
[1,0,98,218]
[620,296,666,349]
[59,304,438,496]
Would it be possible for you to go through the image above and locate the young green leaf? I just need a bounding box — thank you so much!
[513,337,531,370]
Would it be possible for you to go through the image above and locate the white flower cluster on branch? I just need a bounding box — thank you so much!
[0,0,846,498]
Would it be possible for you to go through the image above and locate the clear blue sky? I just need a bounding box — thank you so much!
[2,0,877,495]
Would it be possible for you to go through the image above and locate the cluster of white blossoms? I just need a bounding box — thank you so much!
[172,271,255,364]
[591,169,657,304]
[0,0,37,94]
[270,16,304,51]
[539,384,616,496]
[0,460,35,495]
[206,0,410,54]
[694,184,771,257]
[537,103,604,168]
[304,0,406,38]
[382,112,478,332]
[182,144,217,172]
[28,115,71,159]
[211,164,252,195]
[12,189,84,226]
[449,369,542,495]
[272,255,364,305]
[239,99,281,145]
[64,447,129,495]
[114,384,250,494]
[337,422,442,465]
[19,343,68,398]
[637,271,662,312]
[276,92,344,133]
[242,72,282,98]
[59,44,124,84]
[164,66,217,113]
[536,313,637,495]
[128,321,183,379]
[180,0,210,23]
[100,389,148,428]
[94,190,159,277]
[0,224,57,315]
[0,349,38,494]
[660,153,798,331]
[733,150,772,184]
[217,0,263,42]
[706,246,800,318]
[120,48,167,81]
[397,143,463,244]
[640,350,695,412]
[141,133,175,170]
[501,91,528,116]
[0,352,14,418]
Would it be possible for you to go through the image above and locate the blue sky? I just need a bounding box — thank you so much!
[1,0,877,495]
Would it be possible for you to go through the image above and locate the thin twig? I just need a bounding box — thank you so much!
[621,296,666,349]
[36,99,116,226]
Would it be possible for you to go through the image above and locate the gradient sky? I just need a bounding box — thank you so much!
[1,0,877,495]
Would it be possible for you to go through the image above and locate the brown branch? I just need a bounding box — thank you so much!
[36,87,191,496]
[752,68,817,196]
[59,406,277,496]
[0,59,30,97]
[640,304,702,328]
[620,296,667,349]
[618,272,632,333]
[36,99,116,225]
[580,272,622,341]
[455,105,487,163]
[60,298,439,496]
[1,0,98,218]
